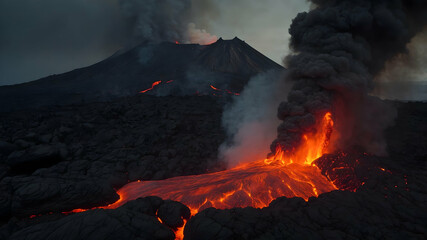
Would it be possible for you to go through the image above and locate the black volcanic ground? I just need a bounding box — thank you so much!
[0,38,426,239]
[0,93,426,239]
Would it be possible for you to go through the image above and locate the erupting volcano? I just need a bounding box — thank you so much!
[2,0,427,240]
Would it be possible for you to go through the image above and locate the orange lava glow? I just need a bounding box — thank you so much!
[174,219,186,240]
[268,112,334,166]
[210,85,240,96]
[139,80,175,94]
[105,160,336,215]
[140,81,162,93]
[102,113,336,215]
[65,113,337,240]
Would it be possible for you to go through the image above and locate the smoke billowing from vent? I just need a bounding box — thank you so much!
[271,0,427,157]
[120,0,217,44]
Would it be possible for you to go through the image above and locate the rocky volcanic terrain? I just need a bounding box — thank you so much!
[0,94,426,239]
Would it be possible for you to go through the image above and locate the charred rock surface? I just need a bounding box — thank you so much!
[5,197,189,240]
[0,94,225,221]
[0,101,426,240]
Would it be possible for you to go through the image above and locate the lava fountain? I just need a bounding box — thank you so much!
[96,112,337,216]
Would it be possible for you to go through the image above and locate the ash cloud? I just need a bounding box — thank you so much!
[373,29,427,101]
[272,0,427,157]
[219,70,290,168]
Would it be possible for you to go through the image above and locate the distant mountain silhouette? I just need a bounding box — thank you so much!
[0,37,283,112]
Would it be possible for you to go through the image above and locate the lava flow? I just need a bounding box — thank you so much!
[140,81,162,93]
[210,85,240,96]
[67,113,337,239]
[97,113,336,215]
[139,80,174,93]
[107,158,336,215]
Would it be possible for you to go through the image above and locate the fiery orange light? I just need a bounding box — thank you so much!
[101,113,336,213]
[210,85,240,96]
[140,81,162,93]
[64,112,336,240]
[210,85,220,91]
[174,219,186,240]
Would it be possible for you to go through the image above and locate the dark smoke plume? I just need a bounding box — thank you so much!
[271,0,427,157]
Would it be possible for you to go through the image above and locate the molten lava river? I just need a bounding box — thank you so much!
[109,159,336,215]
[69,113,337,239]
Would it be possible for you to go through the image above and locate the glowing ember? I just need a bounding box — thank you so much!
[210,85,240,96]
[210,85,220,91]
[140,81,162,93]
[139,80,175,94]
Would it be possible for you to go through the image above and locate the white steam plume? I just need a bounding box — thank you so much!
[219,70,290,168]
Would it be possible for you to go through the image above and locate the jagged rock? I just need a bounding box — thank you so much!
[0,94,425,240]
[6,145,62,174]
[157,200,191,229]
[7,198,175,240]
[6,176,119,218]
[0,141,17,157]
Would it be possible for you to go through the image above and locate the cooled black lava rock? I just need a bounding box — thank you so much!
[0,94,226,221]
[157,200,191,229]
[0,93,426,240]
[0,141,17,157]
[6,144,63,174]
[6,198,177,240]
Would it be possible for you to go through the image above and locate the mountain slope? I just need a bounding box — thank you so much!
[0,37,283,112]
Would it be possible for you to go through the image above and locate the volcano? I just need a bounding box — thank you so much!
[0,37,282,113]
[0,27,427,240]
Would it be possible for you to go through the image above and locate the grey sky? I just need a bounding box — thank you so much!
[0,0,310,86]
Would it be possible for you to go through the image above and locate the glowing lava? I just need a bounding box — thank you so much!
[102,113,336,216]
[267,112,334,166]
[65,113,337,239]
[139,80,175,94]
[105,160,336,215]
[140,81,162,93]
[210,85,240,96]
